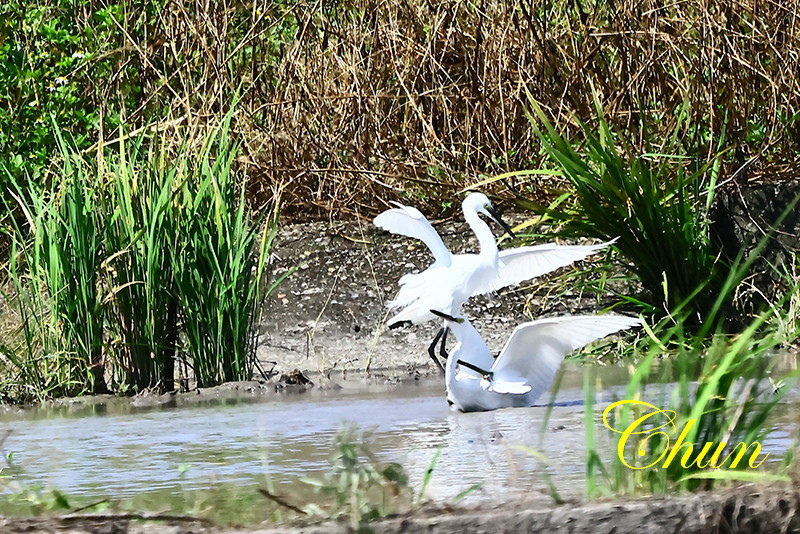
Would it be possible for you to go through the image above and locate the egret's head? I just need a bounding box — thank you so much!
[462,192,515,239]
[462,192,492,214]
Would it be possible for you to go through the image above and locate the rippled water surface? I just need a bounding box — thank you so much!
[0,363,795,522]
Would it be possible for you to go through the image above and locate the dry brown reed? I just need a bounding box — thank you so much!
[79,0,800,218]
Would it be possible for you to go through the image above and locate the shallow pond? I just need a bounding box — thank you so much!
[0,362,796,524]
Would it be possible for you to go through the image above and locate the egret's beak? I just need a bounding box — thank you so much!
[456,359,493,380]
[486,205,516,239]
[430,309,462,323]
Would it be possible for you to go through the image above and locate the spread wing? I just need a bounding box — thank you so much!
[473,239,618,295]
[374,202,452,268]
[491,315,641,402]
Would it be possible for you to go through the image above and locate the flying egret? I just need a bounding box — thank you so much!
[430,309,642,412]
[374,192,617,370]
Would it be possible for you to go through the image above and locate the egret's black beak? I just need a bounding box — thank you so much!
[486,205,516,239]
[456,359,493,380]
[430,309,461,323]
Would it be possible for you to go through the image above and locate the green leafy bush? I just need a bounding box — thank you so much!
[528,98,732,327]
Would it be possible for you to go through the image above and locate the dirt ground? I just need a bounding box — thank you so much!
[0,211,619,414]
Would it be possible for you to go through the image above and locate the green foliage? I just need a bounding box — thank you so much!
[0,1,121,175]
[2,485,74,516]
[592,306,796,496]
[0,116,283,401]
[300,425,412,529]
[3,139,105,397]
[102,135,182,392]
[0,0,298,182]
[527,98,735,327]
[173,119,281,387]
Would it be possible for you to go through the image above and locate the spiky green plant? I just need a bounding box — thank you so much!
[596,312,794,495]
[528,98,728,327]
[101,134,182,393]
[173,118,280,387]
[2,140,106,398]
[586,242,800,496]
[1,114,285,401]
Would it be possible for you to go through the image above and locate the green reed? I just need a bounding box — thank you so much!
[3,139,106,397]
[173,118,280,387]
[528,97,728,328]
[585,244,800,496]
[101,134,182,393]
[596,315,793,495]
[1,115,283,401]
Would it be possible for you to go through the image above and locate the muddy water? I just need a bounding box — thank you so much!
[0,363,794,523]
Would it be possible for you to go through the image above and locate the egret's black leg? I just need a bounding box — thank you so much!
[427,328,446,373]
[438,326,449,359]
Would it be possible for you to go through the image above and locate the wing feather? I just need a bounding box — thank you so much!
[374,203,451,267]
[473,239,617,295]
[492,315,641,402]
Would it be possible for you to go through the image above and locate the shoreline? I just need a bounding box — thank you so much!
[2,483,798,533]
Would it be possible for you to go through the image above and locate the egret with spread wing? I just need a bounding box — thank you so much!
[430,310,642,412]
[374,192,616,370]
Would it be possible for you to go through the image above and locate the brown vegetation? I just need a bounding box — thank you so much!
[246,0,800,218]
[93,0,800,218]
[14,0,800,220]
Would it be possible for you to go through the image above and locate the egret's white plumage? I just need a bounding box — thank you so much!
[436,312,642,412]
[374,192,617,328]
[373,201,451,269]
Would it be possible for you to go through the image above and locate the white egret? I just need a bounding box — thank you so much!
[374,192,617,370]
[430,309,642,412]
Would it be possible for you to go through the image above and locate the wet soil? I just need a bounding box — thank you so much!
[1,212,611,414]
[3,484,800,533]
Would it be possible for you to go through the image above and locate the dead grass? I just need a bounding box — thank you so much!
[72,0,800,218]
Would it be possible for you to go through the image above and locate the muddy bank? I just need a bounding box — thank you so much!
[258,213,616,382]
[3,484,799,534]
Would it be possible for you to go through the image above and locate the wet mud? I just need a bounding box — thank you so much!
[258,214,611,383]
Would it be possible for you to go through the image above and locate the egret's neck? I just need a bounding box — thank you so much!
[444,337,461,384]
[447,319,488,363]
[463,207,497,258]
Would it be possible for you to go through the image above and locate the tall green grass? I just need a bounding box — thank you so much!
[101,135,182,393]
[1,117,283,401]
[3,141,106,397]
[593,311,795,496]
[173,123,280,387]
[584,244,800,496]
[527,98,729,327]
[516,100,800,496]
